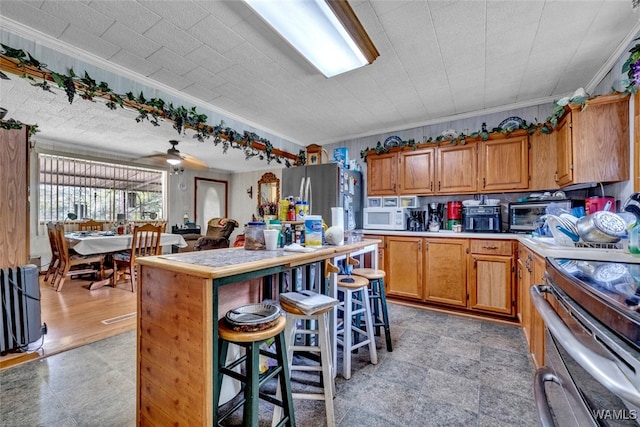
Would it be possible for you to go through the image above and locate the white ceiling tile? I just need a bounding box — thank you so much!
[143,20,202,56]
[40,1,113,37]
[101,23,161,59]
[58,25,120,60]
[88,1,162,33]
[0,1,68,38]
[146,47,197,76]
[184,44,233,75]
[187,15,245,54]
[138,0,210,30]
[147,67,193,91]
[109,50,162,77]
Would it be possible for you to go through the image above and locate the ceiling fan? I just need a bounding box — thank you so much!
[140,140,208,170]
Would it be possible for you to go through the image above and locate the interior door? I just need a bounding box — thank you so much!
[195,178,228,230]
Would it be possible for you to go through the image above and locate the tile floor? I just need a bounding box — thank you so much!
[0,302,539,426]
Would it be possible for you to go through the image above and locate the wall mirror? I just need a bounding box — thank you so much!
[258,172,279,216]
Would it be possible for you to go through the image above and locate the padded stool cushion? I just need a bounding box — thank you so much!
[279,300,333,316]
[218,315,286,343]
[351,268,386,279]
[336,275,369,289]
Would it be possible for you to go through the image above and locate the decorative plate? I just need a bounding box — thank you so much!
[383,135,403,148]
[498,116,524,130]
[225,303,280,326]
[440,129,458,139]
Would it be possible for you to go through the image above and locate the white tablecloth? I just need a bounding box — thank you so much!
[66,232,187,255]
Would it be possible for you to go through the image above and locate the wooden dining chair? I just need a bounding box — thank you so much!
[79,219,104,231]
[45,222,61,285]
[112,223,162,292]
[53,223,105,292]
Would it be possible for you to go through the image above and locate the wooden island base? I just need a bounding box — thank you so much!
[135,240,379,425]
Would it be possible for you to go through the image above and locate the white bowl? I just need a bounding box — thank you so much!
[485,199,500,206]
[462,200,481,207]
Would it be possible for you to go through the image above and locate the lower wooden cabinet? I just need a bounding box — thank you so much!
[468,240,516,316]
[424,238,468,307]
[386,236,422,300]
[518,243,546,368]
[385,235,516,318]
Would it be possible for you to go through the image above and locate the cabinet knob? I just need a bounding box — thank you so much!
[482,177,486,189]
[430,181,433,192]
[438,181,441,191]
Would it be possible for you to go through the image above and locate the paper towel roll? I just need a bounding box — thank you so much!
[331,207,344,229]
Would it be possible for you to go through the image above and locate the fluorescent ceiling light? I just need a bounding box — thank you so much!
[244,0,378,78]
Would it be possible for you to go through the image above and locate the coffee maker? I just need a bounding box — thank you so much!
[428,203,445,231]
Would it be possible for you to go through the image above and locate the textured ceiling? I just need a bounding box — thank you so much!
[1,0,640,173]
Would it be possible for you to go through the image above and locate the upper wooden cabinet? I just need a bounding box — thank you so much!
[398,149,435,194]
[436,144,478,194]
[367,152,397,196]
[528,130,559,191]
[478,136,528,192]
[555,93,630,187]
[367,133,530,196]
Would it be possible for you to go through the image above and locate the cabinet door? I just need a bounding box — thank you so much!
[468,254,515,316]
[399,149,434,195]
[529,131,559,191]
[386,236,422,300]
[479,137,529,191]
[424,238,468,307]
[436,144,477,193]
[367,152,397,196]
[555,114,573,186]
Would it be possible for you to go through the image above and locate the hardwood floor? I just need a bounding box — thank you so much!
[0,273,137,370]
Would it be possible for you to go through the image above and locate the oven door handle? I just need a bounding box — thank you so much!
[531,285,640,407]
[534,367,562,427]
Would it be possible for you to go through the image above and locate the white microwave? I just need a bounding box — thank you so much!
[363,207,408,230]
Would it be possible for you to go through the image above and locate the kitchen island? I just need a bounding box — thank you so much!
[134,239,379,426]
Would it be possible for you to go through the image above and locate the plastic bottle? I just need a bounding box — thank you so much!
[283,224,293,246]
[628,223,640,254]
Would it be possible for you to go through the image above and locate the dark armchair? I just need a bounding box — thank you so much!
[194,218,239,251]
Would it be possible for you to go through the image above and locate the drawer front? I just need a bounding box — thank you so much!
[470,239,513,256]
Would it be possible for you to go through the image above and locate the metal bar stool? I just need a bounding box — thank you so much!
[273,262,340,427]
[215,315,295,427]
[351,267,393,352]
[336,257,378,380]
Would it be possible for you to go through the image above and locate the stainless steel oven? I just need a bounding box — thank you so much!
[531,258,640,426]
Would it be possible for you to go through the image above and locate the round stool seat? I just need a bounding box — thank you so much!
[279,300,334,316]
[218,315,286,343]
[351,268,386,280]
[336,275,369,289]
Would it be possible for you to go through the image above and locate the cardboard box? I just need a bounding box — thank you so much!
[333,147,348,168]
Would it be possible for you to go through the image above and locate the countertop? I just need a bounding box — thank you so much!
[135,238,381,279]
[362,229,638,263]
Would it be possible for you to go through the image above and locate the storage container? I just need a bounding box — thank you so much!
[244,221,266,250]
[304,215,323,247]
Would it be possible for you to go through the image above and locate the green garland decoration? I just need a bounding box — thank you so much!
[0,118,39,136]
[0,43,296,167]
[359,94,601,162]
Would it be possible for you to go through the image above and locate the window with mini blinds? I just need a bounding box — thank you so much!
[38,153,165,223]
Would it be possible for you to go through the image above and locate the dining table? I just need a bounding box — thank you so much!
[65,231,187,289]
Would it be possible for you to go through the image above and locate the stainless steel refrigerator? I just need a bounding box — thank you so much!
[282,163,362,230]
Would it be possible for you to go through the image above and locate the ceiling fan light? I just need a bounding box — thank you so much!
[166,158,181,165]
